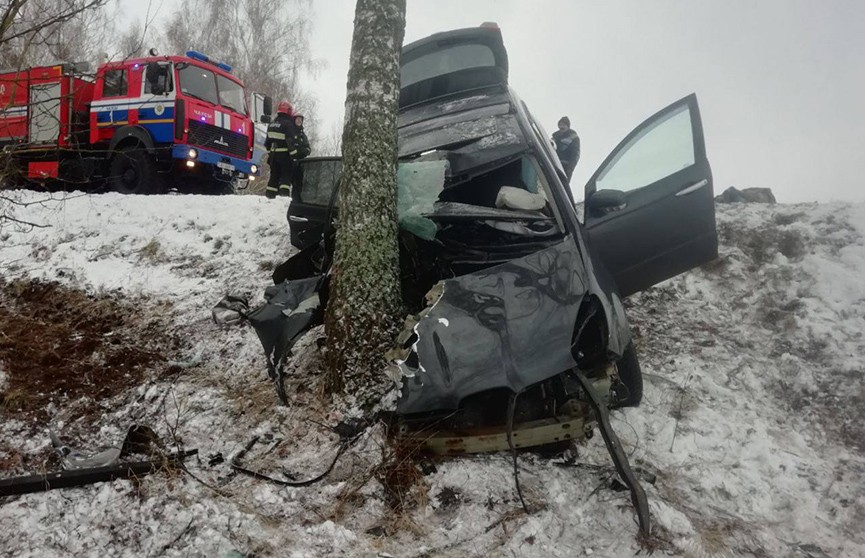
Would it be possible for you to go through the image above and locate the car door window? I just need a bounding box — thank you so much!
[595,104,694,193]
[295,160,342,204]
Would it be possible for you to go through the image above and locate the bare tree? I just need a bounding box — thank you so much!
[161,0,320,124]
[323,0,406,392]
[314,116,344,156]
[0,0,109,68]
[117,19,145,59]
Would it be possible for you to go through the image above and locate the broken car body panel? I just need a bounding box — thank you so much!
[397,236,586,415]
[247,276,323,369]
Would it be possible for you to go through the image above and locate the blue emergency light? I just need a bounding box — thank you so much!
[186,50,209,62]
[185,50,232,73]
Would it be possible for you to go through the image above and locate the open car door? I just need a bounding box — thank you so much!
[287,156,342,250]
[584,94,717,297]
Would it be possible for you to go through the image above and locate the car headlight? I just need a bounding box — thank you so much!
[250,164,258,174]
[187,148,198,159]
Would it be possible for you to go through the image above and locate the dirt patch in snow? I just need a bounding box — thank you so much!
[0,279,180,471]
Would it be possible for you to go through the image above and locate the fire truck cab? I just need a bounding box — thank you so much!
[0,50,271,194]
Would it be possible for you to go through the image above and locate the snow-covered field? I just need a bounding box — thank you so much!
[1,191,863,557]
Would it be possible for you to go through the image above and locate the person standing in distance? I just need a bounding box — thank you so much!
[552,116,580,181]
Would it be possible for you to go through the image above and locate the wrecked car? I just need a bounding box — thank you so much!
[238,24,716,459]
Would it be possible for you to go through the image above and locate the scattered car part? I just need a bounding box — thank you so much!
[211,295,250,325]
[246,276,325,405]
[570,367,650,537]
[213,277,326,405]
[50,430,121,470]
[0,449,197,497]
[230,435,348,488]
[50,424,163,469]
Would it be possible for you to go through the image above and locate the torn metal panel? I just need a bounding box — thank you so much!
[571,367,650,536]
[247,275,324,367]
[397,236,587,415]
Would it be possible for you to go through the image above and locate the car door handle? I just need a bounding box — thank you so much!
[675,179,709,196]
[289,216,309,223]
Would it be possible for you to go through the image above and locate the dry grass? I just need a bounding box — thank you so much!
[0,278,179,473]
[139,238,163,262]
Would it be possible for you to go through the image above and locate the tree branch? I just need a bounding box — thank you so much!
[0,0,106,46]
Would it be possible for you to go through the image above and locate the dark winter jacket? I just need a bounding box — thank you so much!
[552,128,580,166]
[292,123,311,160]
[264,113,306,159]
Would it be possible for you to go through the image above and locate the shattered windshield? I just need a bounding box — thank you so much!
[398,160,448,240]
[398,155,562,240]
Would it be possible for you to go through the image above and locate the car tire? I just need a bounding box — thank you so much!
[612,342,643,408]
[109,147,162,194]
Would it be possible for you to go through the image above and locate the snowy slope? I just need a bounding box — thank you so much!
[1,191,863,557]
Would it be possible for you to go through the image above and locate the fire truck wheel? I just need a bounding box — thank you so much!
[109,147,162,195]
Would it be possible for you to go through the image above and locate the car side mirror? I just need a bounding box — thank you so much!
[262,95,273,118]
[586,189,627,217]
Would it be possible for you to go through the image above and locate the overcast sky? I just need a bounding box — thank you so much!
[119,0,864,203]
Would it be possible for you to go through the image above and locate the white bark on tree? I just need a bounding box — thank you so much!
[324,0,406,392]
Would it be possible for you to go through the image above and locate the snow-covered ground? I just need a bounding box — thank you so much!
[1,191,863,557]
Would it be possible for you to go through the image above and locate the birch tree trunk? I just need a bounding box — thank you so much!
[324,0,406,392]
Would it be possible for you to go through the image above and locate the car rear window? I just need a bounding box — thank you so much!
[401,43,496,88]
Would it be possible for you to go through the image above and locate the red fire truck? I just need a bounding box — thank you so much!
[0,50,272,194]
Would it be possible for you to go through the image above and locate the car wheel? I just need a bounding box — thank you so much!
[109,147,162,194]
[612,342,643,408]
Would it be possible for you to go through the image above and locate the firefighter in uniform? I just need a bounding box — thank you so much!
[265,101,309,198]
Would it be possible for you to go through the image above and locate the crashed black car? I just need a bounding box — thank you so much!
[247,25,717,457]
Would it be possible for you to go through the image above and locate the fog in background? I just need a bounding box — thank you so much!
[119,0,865,203]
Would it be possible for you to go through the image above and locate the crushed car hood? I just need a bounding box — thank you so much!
[397,235,587,415]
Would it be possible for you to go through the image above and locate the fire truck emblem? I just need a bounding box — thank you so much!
[214,136,229,147]
[154,103,165,116]
[0,84,5,95]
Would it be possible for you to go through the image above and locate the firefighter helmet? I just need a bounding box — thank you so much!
[277,101,293,115]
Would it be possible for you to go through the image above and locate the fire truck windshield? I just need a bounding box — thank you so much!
[178,64,219,106]
[216,74,247,115]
